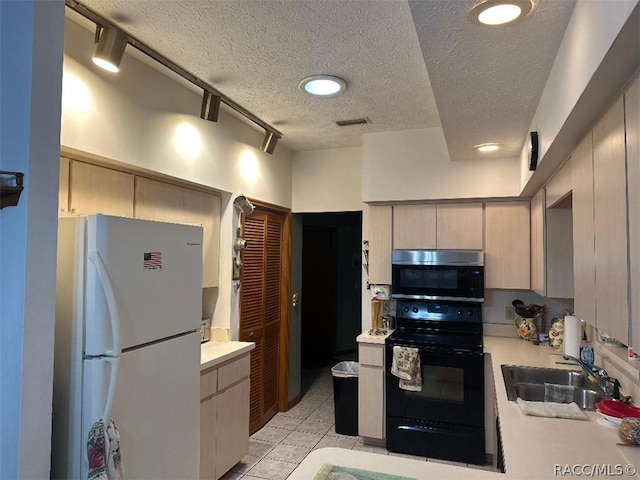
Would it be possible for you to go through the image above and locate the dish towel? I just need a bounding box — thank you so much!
[391,346,422,391]
[544,382,575,403]
[87,418,124,480]
[517,398,588,420]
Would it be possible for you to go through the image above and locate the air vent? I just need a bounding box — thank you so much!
[336,117,370,127]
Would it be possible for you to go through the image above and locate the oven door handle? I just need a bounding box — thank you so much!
[390,343,483,356]
[398,425,471,437]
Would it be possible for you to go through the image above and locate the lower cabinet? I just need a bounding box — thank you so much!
[200,354,250,480]
[358,342,386,440]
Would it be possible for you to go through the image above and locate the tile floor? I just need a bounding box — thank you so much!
[220,365,496,480]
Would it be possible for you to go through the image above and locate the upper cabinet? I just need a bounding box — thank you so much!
[436,203,483,250]
[183,190,221,288]
[572,132,596,324]
[530,162,574,299]
[592,97,629,343]
[484,201,530,290]
[368,205,393,285]
[393,204,436,249]
[627,74,640,351]
[69,161,134,217]
[135,177,221,288]
[135,177,185,223]
[530,190,545,296]
[60,158,221,289]
[393,202,482,250]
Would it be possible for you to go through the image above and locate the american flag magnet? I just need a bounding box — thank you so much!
[143,252,163,271]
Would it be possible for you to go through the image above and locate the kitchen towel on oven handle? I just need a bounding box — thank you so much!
[391,346,422,391]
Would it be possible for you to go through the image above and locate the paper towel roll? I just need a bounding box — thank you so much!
[563,315,581,359]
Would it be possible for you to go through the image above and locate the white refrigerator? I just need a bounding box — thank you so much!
[52,214,203,479]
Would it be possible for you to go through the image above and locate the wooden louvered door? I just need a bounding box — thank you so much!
[240,211,284,433]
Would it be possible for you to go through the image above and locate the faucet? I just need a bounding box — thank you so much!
[563,355,630,402]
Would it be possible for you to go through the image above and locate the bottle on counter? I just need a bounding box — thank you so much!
[580,327,594,371]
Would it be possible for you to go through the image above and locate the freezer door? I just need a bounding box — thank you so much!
[85,214,203,355]
[81,333,200,480]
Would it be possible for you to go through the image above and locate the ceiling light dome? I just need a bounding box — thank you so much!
[468,0,535,27]
[299,75,346,97]
[474,143,502,152]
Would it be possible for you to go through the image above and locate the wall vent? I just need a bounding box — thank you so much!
[336,117,370,127]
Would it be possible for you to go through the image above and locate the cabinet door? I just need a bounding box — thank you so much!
[393,204,436,249]
[358,364,384,439]
[572,133,596,324]
[69,161,134,216]
[134,177,185,223]
[530,190,545,296]
[593,98,628,343]
[184,190,221,288]
[436,203,483,250]
[200,395,217,480]
[627,74,640,350]
[484,202,530,289]
[59,157,70,213]
[368,205,393,284]
[216,379,250,478]
[545,207,573,299]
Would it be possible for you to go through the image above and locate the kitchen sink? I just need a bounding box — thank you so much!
[501,365,606,410]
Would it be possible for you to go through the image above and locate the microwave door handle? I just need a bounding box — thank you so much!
[88,251,122,357]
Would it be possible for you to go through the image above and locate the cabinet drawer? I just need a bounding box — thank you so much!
[359,344,384,367]
[201,368,218,400]
[218,354,250,391]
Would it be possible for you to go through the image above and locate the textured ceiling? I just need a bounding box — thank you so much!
[72,0,575,158]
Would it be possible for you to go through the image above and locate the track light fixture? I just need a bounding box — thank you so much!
[67,0,283,144]
[92,25,128,73]
[200,91,221,122]
[261,131,281,155]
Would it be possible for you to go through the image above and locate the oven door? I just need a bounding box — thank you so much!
[385,342,484,427]
[391,264,484,302]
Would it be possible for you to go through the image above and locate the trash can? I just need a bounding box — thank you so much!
[331,361,359,436]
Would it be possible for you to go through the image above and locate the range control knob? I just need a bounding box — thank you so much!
[412,307,419,313]
[457,310,463,315]
[468,310,474,316]
[403,307,410,313]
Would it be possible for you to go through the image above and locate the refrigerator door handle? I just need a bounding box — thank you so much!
[88,250,122,357]
[102,356,120,423]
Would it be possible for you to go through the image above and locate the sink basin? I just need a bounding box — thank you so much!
[501,365,606,410]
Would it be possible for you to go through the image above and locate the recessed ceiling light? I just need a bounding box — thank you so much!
[299,75,346,97]
[474,143,502,152]
[468,0,535,27]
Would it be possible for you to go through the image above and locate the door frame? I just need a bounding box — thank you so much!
[245,198,291,413]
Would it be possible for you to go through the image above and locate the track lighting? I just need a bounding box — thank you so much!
[261,131,281,155]
[92,25,127,73]
[200,91,221,122]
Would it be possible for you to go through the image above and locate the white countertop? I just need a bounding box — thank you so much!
[289,336,640,479]
[356,329,393,344]
[200,340,254,371]
[485,336,639,479]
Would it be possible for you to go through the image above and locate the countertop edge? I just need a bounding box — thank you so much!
[357,330,393,344]
[200,341,255,371]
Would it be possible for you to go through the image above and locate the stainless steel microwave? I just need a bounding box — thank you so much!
[391,250,484,302]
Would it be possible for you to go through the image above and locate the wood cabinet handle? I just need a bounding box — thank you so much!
[249,331,254,337]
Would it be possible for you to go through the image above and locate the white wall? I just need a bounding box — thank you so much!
[362,128,521,202]
[292,147,364,213]
[0,1,64,478]
[61,17,293,334]
[520,0,639,189]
